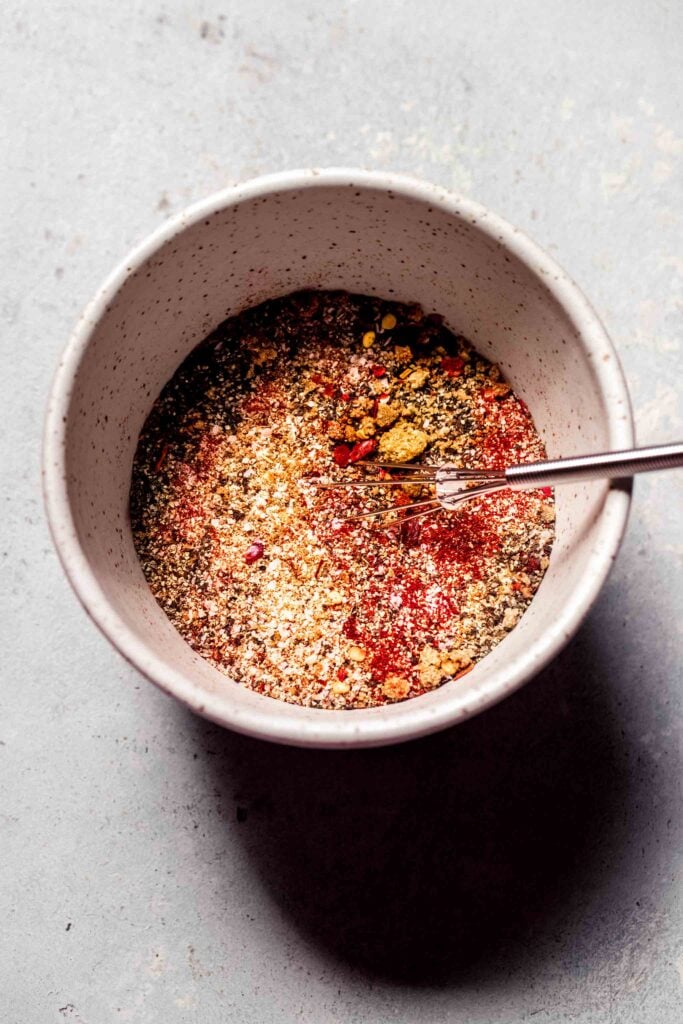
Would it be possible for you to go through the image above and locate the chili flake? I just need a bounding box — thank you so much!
[441,356,465,377]
[333,444,351,467]
[245,541,265,564]
[348,438,377,463]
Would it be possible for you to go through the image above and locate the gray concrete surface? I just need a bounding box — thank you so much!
[2,1,682,1020]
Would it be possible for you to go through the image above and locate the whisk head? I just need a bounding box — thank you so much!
[318,461,507,528]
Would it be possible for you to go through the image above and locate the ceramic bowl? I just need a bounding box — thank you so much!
[43,169,633,748]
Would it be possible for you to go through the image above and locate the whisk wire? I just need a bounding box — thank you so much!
[320,479,426,490]
[343,497,441,523]
[355,460,437,476]
[370,502,443,531]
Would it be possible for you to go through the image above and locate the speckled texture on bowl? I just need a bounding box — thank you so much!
[43,169,633,748]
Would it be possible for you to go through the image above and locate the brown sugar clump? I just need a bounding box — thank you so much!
[382,675,411,701]
[375,402,401,428]
[355,416,377,439]
[418,645,472,687]
[378,421,429,462]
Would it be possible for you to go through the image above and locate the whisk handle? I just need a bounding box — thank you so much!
[506,442,683,489]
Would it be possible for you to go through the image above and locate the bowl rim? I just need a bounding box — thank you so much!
[43,167,634,748]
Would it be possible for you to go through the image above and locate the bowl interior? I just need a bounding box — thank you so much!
[46,174,632,746]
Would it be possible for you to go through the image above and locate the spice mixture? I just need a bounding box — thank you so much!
[130,290,554,709]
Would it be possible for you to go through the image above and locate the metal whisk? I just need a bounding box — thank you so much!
[322,442,683,528]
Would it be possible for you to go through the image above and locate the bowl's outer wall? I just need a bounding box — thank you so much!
[44,171,633,747]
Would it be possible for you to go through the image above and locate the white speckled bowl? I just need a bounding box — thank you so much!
[43,169,633,748]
